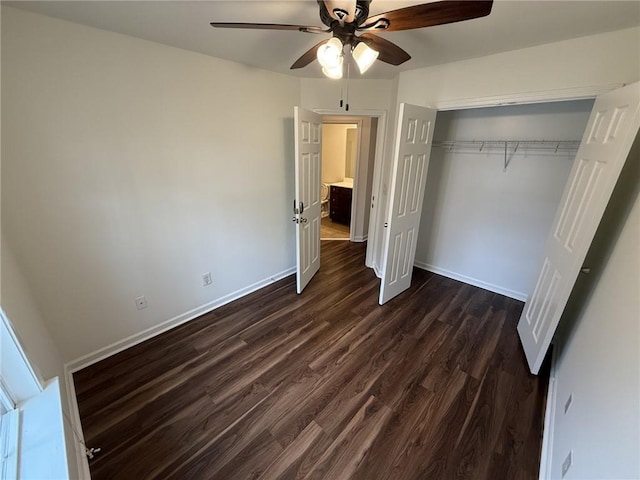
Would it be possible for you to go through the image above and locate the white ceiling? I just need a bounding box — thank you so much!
[7,1,640,79]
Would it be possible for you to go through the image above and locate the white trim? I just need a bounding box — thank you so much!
[0,381,15,413]
[63,369,91,480]
[0,409,19,480]
[352,235,368,242]
[433,84,622,111]
[413,261,527,301]
[373,264,382,279]
[349,119,363,243]
[0,308,43,401]
[314,109,387,270]
[65,266,295,373]
[539,344,558,480]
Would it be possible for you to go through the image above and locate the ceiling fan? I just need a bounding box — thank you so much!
[210,1,493,79]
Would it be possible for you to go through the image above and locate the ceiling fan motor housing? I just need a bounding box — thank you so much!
[317,0,371,30]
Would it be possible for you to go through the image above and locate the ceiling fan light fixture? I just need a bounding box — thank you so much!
[322,58,344,79]
[352,41,379,74]
[316,37,344,69]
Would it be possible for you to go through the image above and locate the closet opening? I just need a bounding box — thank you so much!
[415,99,596,301]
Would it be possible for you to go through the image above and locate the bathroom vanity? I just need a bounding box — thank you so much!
[329,179,353,225]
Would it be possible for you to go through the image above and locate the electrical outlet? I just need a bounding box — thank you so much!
[562,450,573,477]
[564,393,573,414]
[135,296,147,310]
[202,272,212,286]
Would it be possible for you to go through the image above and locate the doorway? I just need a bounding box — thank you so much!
[293,108,385,294]
[320,116,378,242]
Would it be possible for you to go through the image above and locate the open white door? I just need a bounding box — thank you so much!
[518,82,640,374]
[379,103,437,305]
[294,107,322,294]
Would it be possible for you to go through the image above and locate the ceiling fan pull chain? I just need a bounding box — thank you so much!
[345,61,350,111]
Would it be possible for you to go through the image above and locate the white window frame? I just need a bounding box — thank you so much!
[0,379,19,480]
[1,306,45,480]
[0,308,43,403]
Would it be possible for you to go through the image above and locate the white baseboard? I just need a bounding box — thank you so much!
[373,264,382,279]
[351,234,368,242]
[65,266,295,373]
[539,345,558,480]
[413,261,528,301]
[60,265,294,480]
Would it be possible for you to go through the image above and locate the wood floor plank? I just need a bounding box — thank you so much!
[384,367,476,480]
[303,395,394,480]
[352,381,435,480]
[74,240,549,480]
[258,421,329,480]
[447,368,515,479]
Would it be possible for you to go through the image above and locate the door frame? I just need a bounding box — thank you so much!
[315,109,387,271]
[431,83,623,111]
[321,117,364,242]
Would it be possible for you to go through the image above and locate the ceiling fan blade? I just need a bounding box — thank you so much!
[359,33,410,66]
[322,0,358,23]
[290,40,328,69]
[360,0,493,32]
[210,22,328,34]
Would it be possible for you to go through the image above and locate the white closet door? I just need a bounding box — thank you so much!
[379,103,437,305]
[518,82,640,374]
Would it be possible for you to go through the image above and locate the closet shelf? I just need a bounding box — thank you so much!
[432,140,581,171]
[433,139,581,152]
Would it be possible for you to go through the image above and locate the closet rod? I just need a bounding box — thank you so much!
[432,140,581,151]
[432,140,581,172]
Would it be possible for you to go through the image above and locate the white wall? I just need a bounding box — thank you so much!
[415,100,594,299]
[1,238,80,479]
[548,143,639,479]
[321,123,352,184]
[1,240,63,382]
[353,117,377,242]
[396,27,640,107]
[345,128,357,178]
[0,3,2,305]
[1,6,301,364]
[300,78,396,113]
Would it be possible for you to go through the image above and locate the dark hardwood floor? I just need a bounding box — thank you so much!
[74,240,549,480]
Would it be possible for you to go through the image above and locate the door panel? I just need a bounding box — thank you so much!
[518,82,640,374]
[379,103,437,305]
[294,107,322,294]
